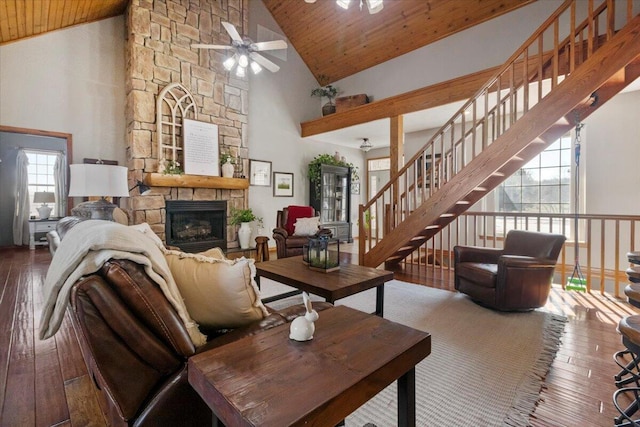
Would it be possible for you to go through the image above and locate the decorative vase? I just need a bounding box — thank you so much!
[322,101,336,116]
[238,222,252,249]
[221,161,234,178]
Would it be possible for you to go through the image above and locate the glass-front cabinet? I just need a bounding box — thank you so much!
[310,164,352,242]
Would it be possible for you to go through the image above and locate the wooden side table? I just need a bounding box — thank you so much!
[225,237,269,263]
[255,236,269,262]
[28,218,59,250]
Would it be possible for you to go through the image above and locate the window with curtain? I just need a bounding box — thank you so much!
[26,151,58,217]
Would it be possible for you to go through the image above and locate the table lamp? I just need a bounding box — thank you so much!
[34,192,55,219]
[68,164,129,220]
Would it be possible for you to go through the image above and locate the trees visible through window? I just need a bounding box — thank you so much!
[498,133,572,214]
[26,151,57,217]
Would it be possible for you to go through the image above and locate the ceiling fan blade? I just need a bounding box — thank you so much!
[222,22,243,43]
[250,52,280,72]
[252,40,287,51]
[191,44,234,50]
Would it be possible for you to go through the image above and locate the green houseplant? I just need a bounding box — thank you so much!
[229,207,258,225]
[308,153,355,196]
[311,84,339,116]
[230,207,261,249]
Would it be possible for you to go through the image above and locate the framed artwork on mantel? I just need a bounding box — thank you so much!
[273,172,294,197]
[249,159,272,186]
[183,119,219,176]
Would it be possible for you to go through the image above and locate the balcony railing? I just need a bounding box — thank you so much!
[399,211,640,298]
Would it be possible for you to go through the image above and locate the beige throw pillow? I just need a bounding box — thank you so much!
[293,216,320,236]
[164,250,268,330]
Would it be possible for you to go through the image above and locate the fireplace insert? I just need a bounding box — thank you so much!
[165,200,226,253]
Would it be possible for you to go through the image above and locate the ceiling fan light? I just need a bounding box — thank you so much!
[250,61,262,74]
[238,53,249,68]
[366,0,384,14]
[336,0,350,10]
[235,65,246,77]
[223,56,236,71]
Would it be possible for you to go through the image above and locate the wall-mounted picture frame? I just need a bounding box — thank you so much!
[273,172,294,197]
[351,181,360,195]
[249,159,272,186]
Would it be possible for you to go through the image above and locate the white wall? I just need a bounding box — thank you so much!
[583,90,640,215]
[248,0,365,242]
[0,17,127,165]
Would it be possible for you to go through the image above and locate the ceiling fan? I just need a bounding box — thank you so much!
[192,22,287,77]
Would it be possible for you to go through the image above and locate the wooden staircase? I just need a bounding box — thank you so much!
[359,0,640,268]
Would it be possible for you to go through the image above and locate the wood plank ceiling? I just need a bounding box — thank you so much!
[263,0,535,85]
[0,0,534,85]
[0,0,127,45]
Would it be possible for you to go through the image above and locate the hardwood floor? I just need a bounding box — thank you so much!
[0,245,637,426]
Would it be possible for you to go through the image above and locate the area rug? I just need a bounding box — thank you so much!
[260,279,566,427]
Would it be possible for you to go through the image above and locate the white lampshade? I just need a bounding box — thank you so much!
[34,191,55,204]
[68,164,129,198]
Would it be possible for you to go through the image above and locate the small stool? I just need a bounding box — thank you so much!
[255,236,269,262]
[614,315,640,426]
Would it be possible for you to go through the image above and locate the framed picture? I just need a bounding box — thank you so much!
[273,172,294,197]
[351,181,360,195]
[249,159,272,186]
[183,119,219,176]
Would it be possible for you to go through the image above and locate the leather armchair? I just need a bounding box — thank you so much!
[69,258,331,426]
[272,206,331,259]
[453,230,566,311]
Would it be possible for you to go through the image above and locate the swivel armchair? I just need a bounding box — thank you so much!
[453,230,566,311]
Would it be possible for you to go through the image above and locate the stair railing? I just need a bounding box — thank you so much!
[359,0,637,265]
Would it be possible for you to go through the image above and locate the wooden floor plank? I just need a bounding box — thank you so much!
[33,263,70,427]
[0,252,19,418]
[1,262,35,426]
[64,376,107,427]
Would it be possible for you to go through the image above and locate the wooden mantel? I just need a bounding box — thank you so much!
[145,173,249,190]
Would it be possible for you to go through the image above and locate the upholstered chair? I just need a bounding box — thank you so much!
[453,230,566,311]
[272,205,331,259]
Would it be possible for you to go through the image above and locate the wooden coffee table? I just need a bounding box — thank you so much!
[188,306,431,427]
[255,255,393,317]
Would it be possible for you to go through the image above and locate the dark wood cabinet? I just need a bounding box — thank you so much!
[310,164,352,243]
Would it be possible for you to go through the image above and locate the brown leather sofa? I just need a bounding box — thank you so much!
[453,230,566,311]
[69,258,331,426]
[272,206,331,259]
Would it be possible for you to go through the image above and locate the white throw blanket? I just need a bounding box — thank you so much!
[39,220,207,347]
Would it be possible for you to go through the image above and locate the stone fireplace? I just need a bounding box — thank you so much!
[124,0,250,247]
[165,200,227,253]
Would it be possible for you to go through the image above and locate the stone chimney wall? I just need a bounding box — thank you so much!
[124,0,248,245]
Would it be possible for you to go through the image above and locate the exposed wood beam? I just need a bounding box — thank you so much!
[301,66,501,138]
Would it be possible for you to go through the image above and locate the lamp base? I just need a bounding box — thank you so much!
[71,199,117,221]
[37,205,52,220]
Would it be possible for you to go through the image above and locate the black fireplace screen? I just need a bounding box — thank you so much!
[165,200,227,253]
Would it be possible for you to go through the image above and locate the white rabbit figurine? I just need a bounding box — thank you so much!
[289,292,319,341]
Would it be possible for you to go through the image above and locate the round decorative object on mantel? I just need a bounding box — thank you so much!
[221,161,234,178]
[238,222,252,249]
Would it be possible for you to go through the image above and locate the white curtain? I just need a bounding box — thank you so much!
[13,150,30,246]
[54,153,67,217]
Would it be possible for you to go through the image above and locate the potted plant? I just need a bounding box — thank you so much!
[220,153,235,178]
[230,207,258,249]
[308,153,355,196]
[311,84,339,116]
